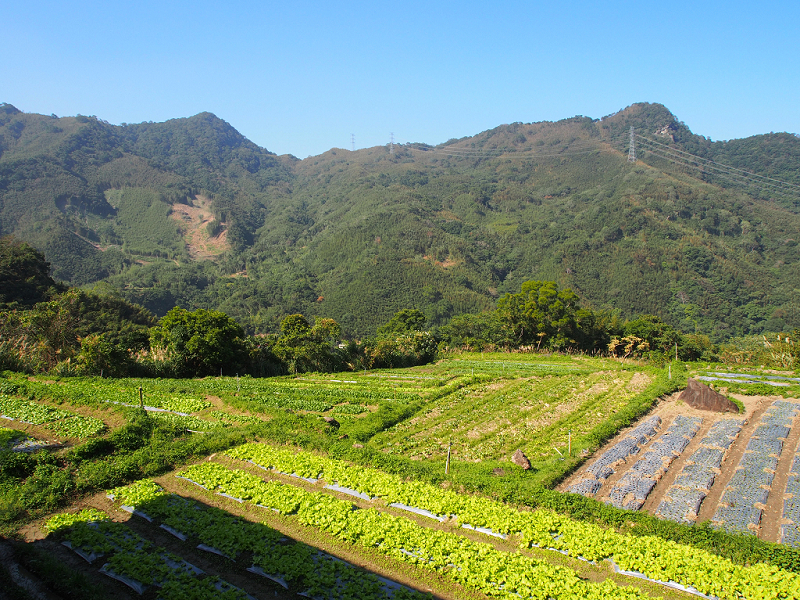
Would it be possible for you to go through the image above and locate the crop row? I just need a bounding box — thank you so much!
[568,415,662,495]
[606,415,702,511]
[20,378,209,412]
[208,410,269,425]
[783,454,800,547]
[656,419,744,524]
[0,394,105,438]
[713,401,800,534]
[106,479,429,600]
[148,412,226,432]
[226,442,800,599]
[0,426,25,448]
[172,463,644,600]
[44,508,250,599]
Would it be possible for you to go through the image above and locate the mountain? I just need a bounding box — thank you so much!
[1,101,799,340]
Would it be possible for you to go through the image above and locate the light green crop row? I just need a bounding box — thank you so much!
[226,442,800,600]
[175,462,645,600]
[0,394,106,438]
[106,478,429,600]
[44,508,248,600]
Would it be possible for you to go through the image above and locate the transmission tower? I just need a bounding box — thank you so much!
[390,132,394,155]
[628,126,636,163]
[351,133,355,152]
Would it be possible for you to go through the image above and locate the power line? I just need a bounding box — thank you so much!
[637,150,800,204]
[391,129,800,201]
[634,137,800,199]
[635,133,800,193]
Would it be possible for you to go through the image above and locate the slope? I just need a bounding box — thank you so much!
[1,102,799,340]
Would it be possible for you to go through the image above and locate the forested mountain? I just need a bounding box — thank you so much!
[1,101,799,340]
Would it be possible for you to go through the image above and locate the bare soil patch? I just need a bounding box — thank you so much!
[169,195,229,260]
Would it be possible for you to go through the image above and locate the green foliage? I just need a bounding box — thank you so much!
[0,289,153,374]
[3,103,800,343]
[105,187,186,259]
[0,236,63,308]
[496,280,586,349]
[272,314,345,373]
[149,307,247,376]
[377,308,427,338]
[439,311,509,350]
[360,331,438,369]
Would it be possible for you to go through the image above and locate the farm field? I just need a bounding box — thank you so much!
[562,367,800,546]
[20,451,798,600]
[3,355,800,599]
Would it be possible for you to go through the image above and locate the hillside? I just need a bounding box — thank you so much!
[1,101,799,339]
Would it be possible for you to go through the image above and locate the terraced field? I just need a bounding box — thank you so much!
[27,446,800,600]
[563,370,800,546]
[369,356,654,467]
[4,359,800,599]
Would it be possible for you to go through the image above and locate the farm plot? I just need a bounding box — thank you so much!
[656,419,744,524]
[712,400,800,534]
[782,453,800,546]
[564,392,800,545]
[0,393,106,439]
[174,448,800,599]
[370,362,654,465]
[602,415,702,511]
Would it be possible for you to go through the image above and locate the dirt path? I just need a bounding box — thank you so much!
[0,540,63,600]
[695,397,772,523]
[760,409,800,542]
[641,416,716,513]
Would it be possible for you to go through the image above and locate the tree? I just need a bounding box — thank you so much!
[0,236,63,308]
[149,308,246,376]
[272,314,344,373]
[623,314,682,355]
[439,312,508,350]
[495,281,583,349]
[377,308,427,338]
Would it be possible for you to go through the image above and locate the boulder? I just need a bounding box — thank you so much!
[492,467,506,477]
[512,449,531,470]
[678,378,739,413]
[323,416,340,428]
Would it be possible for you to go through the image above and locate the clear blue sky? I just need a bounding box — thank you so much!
[3,1,798,158]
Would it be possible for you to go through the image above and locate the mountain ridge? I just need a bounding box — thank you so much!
[1,101,798,340]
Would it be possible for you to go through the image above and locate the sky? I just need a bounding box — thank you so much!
[3,1,799,158]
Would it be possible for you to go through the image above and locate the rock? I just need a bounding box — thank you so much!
[352,443,364,449]
[511,449,531,470]
[337,434,349,440]
[492,467,506,476]
[323,416,340,428]
[678,379,739,413]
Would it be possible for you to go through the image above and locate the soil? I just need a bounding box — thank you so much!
[559,390,800,543]
[169,195,229,261]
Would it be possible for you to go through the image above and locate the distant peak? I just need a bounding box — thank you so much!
[0,103,21,116]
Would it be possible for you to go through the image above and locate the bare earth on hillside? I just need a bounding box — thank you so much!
[169,195,229,260]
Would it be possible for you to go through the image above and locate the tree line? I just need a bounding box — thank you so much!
[1,236,796,377]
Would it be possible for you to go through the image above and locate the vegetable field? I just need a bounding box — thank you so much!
[563,368,800,547]
[3,357,800,599]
